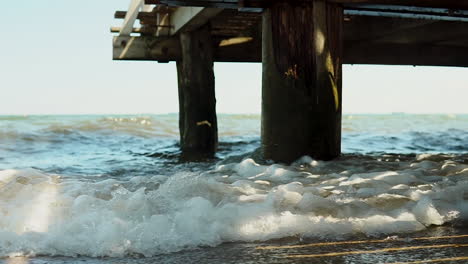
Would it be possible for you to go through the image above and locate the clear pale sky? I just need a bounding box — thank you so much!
[1,0,468,115]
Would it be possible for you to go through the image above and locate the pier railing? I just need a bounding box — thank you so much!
[112,0,172,36]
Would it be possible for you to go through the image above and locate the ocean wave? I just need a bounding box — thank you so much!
[0,115,262,140]
[42,116,178,138]
[0,154,467,257]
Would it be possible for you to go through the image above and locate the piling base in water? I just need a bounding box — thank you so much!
[176,24,218,158]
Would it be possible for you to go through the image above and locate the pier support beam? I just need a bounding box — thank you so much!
[176,24,218,158]
[261,0,343,162]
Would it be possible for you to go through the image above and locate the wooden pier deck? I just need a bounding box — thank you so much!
[113,0,468,66]
[112,0,468,162]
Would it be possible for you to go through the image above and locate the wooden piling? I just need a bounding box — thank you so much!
[261,0,343,162]
[176,24,218,158]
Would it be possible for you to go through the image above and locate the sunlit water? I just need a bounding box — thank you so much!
[0,114,467,263]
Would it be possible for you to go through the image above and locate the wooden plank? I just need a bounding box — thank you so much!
[214,36,261,62]
[343,16,435,42]
[344,43,468,67]
[110,26,156,34]
[149,0,261,10]
[170,7,223,34]
[372,21,468,44]
[343,5,468,22]
[120,0,144,36]
[112,36,181,61]
[112,35,261,61]
[114,11,165,19]
[145,0,468,9]
[342,16,468,47]
[328,0,468,9]
[156,0,238,8]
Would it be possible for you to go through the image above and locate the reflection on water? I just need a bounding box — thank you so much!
[5,257,28,264]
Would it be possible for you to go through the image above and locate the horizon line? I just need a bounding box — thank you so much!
[1,112,467,116]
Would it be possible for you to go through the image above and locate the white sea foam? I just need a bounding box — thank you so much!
[0,154,467,257]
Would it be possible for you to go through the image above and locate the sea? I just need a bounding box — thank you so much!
[0,114,467,264]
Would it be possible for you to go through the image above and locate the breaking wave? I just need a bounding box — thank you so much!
[1,153,467,257]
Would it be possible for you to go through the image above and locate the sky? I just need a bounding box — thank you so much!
[1,0,468,115]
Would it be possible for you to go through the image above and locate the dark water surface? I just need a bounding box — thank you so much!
[0,114,467,263]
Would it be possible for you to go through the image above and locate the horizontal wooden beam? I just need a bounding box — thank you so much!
[344,43,468,67]
[112,36,260,62]
[114,11,164,19]
[374,21,468,44]
[145,0,264,9]
[329,0,468,10]
[111,26,160,34]
[115,11,149,19]
[344,16,468,45]
[169,7,223,34]
[111,26,142,33]
[113,36,180,61]
[214,37,260,62]
[144,0,468,10]
[113,35,468,67]
[154,0,238,8]
[344,16,434,42]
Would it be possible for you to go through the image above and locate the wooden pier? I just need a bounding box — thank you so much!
[112,0,468,162]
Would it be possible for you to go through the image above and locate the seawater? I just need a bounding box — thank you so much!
[0,114,467,260]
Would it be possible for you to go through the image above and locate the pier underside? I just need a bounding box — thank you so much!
[112,0,468,162]
[113,5,468,67]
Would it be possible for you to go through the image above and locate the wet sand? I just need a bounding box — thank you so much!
[3,226,467,264]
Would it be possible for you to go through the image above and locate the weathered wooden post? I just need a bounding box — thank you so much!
[176,24,218,159]
[262,0,343,162]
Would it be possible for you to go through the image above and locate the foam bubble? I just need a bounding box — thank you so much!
[0,154,467,257]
